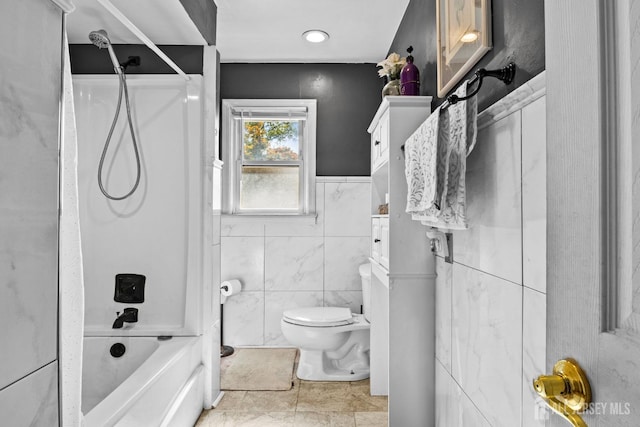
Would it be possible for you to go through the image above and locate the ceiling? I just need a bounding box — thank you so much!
[66,0,410,64]
[66,0,206,46]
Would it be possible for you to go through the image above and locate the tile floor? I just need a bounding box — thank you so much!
[195,350,388,427]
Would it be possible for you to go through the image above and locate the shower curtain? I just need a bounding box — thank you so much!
[59,32,85,427]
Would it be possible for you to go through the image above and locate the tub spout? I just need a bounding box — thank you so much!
[113,308,138,329]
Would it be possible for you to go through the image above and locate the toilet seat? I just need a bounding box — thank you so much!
[283,307,354,327]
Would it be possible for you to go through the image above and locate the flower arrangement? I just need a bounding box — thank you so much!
[377,52,406,80]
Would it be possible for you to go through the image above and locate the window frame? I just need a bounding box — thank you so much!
[221,99,317,217]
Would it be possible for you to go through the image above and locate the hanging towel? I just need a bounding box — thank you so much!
[406,81,478,230]
[404,106,442,215]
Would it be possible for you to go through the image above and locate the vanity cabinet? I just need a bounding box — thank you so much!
[367,96,436,427]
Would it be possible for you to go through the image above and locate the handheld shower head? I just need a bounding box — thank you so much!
[88,29,110,48]
[89,29,122,74]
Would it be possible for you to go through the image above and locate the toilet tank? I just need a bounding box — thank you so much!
[359,263,372,321]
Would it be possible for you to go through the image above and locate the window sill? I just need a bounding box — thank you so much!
[221,214,318,224]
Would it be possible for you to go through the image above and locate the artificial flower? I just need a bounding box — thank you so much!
[376,52,406,80]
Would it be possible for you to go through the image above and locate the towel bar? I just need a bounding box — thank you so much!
[441,62,516,110]
[399,62,516,155]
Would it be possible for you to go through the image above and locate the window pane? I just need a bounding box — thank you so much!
[239,166,299,210]
[243,120,300,161]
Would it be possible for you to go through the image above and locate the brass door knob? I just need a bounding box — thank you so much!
[533,358,592,427]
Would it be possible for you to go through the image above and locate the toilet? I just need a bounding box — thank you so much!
[280,263,372,381]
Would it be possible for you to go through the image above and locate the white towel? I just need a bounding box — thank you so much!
[405,106,442,214]
[405,81,478,230]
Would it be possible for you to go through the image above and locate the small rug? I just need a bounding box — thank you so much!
[221,348,297,391]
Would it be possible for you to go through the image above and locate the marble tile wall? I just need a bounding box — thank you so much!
[435,78,547,427]
[0,0,62,424]
[221,178,371,346]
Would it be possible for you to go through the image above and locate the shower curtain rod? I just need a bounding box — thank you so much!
[96,0,190,81]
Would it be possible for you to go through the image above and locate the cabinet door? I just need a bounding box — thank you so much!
[380,217,390,269]
[371,113,389,172]
[378,114,389,166]
[371,121,381,169]
[371,217,381,262]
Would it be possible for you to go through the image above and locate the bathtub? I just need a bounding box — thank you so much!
[82,336,203,427]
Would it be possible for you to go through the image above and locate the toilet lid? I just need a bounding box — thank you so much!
[283,307,354,327]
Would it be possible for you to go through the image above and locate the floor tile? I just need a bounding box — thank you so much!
[296,380,388,412]
[354,412,389,427]
[215,381,300,412]
[196,411,295,426]
[294,411,356,426]
[195,350,388,427]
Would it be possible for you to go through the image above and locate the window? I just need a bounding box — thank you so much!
[222,99,317,216]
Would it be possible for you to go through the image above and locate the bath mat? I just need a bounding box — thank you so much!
[221,348,297,391]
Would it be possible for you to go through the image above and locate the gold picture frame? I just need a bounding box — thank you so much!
[436,0,492,97]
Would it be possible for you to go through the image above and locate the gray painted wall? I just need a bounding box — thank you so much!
[220,63,382,176]
[389,0,545,111]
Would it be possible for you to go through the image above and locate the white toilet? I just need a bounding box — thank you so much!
[280,263,372,381]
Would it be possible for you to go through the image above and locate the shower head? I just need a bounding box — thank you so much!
[88,29,122,74]
[88,29,110,48]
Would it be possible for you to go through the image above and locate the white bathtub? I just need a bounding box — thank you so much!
[82,336,203,427]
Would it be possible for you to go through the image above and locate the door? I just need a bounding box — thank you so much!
[544,1,640,425]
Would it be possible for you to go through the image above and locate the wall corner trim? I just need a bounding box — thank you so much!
[477,71,546,130]
[51,0,75,13]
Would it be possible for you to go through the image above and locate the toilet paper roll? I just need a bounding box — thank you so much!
[220,279,242,304]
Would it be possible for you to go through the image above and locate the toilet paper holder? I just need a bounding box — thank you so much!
[219,279,242,358]
[220,279,242,304]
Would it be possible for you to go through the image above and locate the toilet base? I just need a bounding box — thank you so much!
[296,343,370,381]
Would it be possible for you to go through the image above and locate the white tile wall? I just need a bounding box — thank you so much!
[324,182,371,237]
[265,237,324,291]
[435,256,452,371]
[522,97,547,293]
[0,361,59,427]
[222,291,264,346]
[0,2,62,422]
[435,83,547,427]
[451,264,523,427]
[221,237,264,291]
[436,361,492,427]
[221,179,371,346]
[453,112,523,285]
[324,237,371,291]
[324,290,364,314]
[522,287,547,427]
[221,222,265,237]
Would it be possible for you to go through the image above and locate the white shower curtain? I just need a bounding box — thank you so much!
[59,32,86,427]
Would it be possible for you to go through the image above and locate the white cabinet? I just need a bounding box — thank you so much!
[370,216,389,269]
[379,217,389,269]
[371,113,389,172]
[371,217,381,263]
[367,96,437,427]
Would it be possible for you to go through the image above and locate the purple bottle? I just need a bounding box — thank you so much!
[400,46,420,96]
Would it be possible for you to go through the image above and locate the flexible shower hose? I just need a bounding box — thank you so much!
[98,70,141,200]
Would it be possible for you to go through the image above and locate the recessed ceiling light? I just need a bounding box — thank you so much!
[302,30,330,43]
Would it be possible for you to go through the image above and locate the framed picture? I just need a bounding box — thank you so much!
[436,0,492,97]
